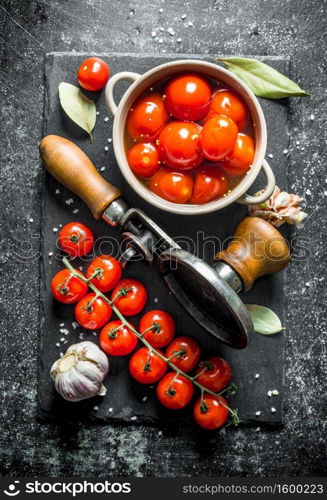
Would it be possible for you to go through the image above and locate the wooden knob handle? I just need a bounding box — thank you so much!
[215,216,290,291]
[39,135,122,219]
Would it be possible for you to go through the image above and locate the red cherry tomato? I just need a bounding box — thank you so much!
[77,57,110,91]
[100,320,138,356]
[194,357,232,392]
[205,89,247,129]
[139,310,175,348]
[223,133,255,175]
[193,394,229,430]
[165,73,212,121]
[158,121,202,170]
[149,169,193,204]
[190,165,229,204]
[58,222,94,258]
[111,279,148,316]
[51,268,88,304]
[165,336,201,373]
[75,293,112,330]
[200,115,238,162]
[127,93,169,142]
[127,142,160,178]
[156,372,194,410]
[129,347,167,384]
[86,255,122,293]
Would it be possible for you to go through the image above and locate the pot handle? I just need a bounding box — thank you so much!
[105,71,141,117]
[237,159,275,205]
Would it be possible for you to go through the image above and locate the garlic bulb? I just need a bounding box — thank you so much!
[51,341,109,402]
[248,186,308,227]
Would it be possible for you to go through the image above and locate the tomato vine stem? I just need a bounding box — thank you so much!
[63,257,240,426]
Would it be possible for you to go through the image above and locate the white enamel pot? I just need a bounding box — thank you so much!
[105,59,275,215]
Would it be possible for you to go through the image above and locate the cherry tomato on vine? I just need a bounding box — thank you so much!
[111,279,148,316]
[149,169,194,204]
[127,142,160,178]
[156,372,194,410]
[127,94,169,142]
[223,133,255,175]
[200,115,238,162]
[158,121,203,170]
[165,336,201,373]
[58,222,94,258]
[139,310,175,348]
[194,357,232,392]
[165,73,212,121]
[51,268,88,304]
[86,255,122,293]
[77,57,110,91]
[75,293,112,330]
[193,394,229,430]
[129,347,167,384]
[205,89,247,129]
[100,320,138,356]
[190,165,229,204]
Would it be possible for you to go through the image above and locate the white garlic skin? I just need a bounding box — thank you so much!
[51,341,109,402]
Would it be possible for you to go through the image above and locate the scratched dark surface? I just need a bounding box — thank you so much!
[39,53,288,427]
[0,0,326,477]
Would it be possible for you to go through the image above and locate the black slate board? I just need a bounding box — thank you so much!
[38,53,290,427]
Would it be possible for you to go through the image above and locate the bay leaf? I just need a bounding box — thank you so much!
[58,82,96,142]
[218,57,310,99]
[245,304,285,335]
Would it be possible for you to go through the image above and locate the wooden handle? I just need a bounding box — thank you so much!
[39,135,122,219]
[215,217,290,291]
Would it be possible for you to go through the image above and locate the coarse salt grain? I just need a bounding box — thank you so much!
[100,167,105,171]
[255,411,261,416]
[107,138,112,143]
[151,31,157,37]
[96,111,100,116]
[93,406,99,411]
[159,27,164,32]
[255,373,260,379]
[188,21,194,27]
[60,337,65,342]
[73,209,79,214]
[283,149,288,154]
[108,408,113,413]
[181,14,186,19]
[159,8,163,13]
[60,328,69,335]
[104,117,109,122]
[158,431,162,436]
[92,332,97,337]
[48,252,53,257]
[310,114,314,120]
[154,297,159,303]
[72,322,79,330]
[60,323,65,327]
[142,396,148,402]
[271,407,276,413]
[104,146,109,152]
[79,333,84,339]
[29,218,34,222]
[177,38,182,43]
[158,38,163,44]
[55,189,60,194]
[272,389,279,396]
[130,416,137,421]
[65,198,74,205]
[53,227,58,233]
[56,343,60,347]
[268,153,274,159]
[267,390,272,397]
[60,352,64,357]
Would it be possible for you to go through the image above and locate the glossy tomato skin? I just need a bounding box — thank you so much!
[205,89,247,129]
[156,372,194,410]
[111,279,148,316]
[193,394,229,430]
[127,142,160,178]
[58,222,94,258]
[139,310,175,348]
[77,57,110,91]
[200,115,238,162]
[165,336,201,373]
[165,73,212,121]
[75,293,112,330]
[158,121,203,170]
[194,357,232,392]
[127,94,169,142]
[190,165,229,204]
[129,347,167,384]
[51,268,88,304]
[223,133,255,175]
[100,320,138,356]
[86,255,122,293]
[149,169,194,204]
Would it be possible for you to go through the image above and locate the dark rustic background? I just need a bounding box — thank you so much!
[0,0,326,477]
